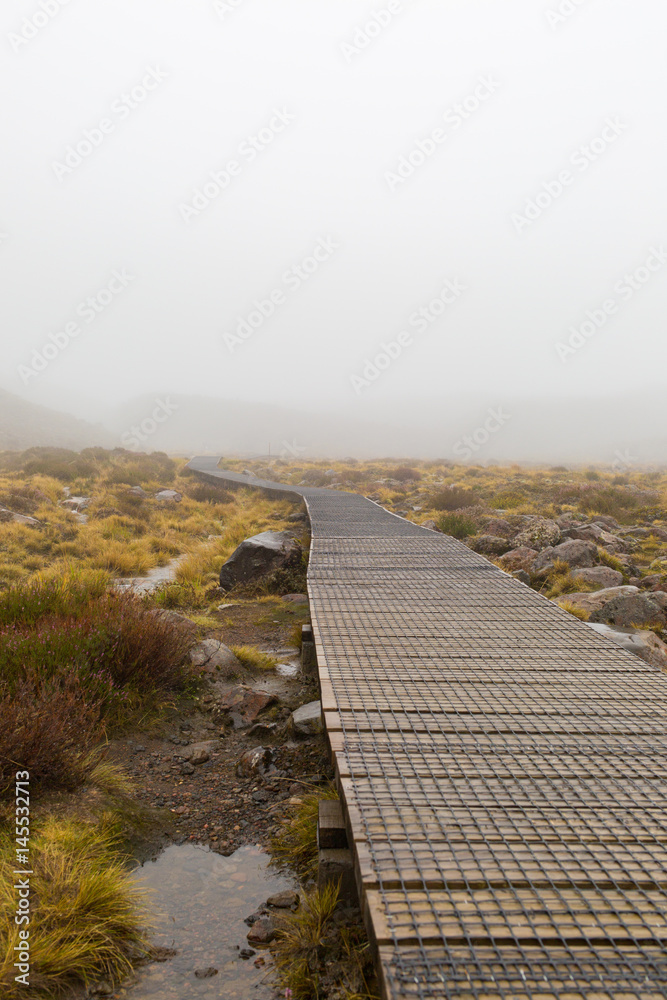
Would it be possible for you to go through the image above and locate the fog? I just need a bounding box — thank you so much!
[2,0,667,462]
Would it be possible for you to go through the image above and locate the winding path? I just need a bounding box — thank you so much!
[188,457,667,999]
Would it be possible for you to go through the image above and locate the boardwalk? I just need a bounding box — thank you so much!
[188,458,667,999]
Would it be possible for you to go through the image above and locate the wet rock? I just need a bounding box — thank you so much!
[513,518,562,551]
[587,623,667,671]
[531,539,599,577]
[237,747,274,778]
[267,890,300,908]
[247,916,276,944]
[219,686,277,727]
[239,948,256,959]
[498,547,539,573]
[589,593,666,629]
[571,567,624,589]
[291,701,323,737]
[194,967,218,979]
[219,531,302,590]
[244,908,267,926]
[467,534,511,556]
[88,983,114,997]
[188,639,240,675]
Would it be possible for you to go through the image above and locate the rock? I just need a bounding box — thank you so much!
[0,506,41,526]
[194,967,218,979]
[219,686,277,727]
[556,513,586,528]
[182,741,216,765]
[239,948,256,959]
[513,518,562,551]
[498,547,539,573]
[88,982,114,997]
[511,570,531,585]
[247,916,276,944]
[420,519,441,531]
[127,486,148,498]
[281,593,308,604]
[553,586,640,616]
[589,594,666,629]
[591,515,621,530]
[236,747,274,778]
[565,523,605,543]
[180,762,195,776]
[219,531,302,591]
[650,526,667,542]
[482,518,516,539]
[153,609,197,632]
[291,701,323,737]
[188,639,240,674]
[467,534,511,556]
[571,567,623,589]
[288,512,306,523]
[640,574,664,589]
[155,489,182,502]
[587,623,667,672]
[531,539,599,577]
[267,890,299,908]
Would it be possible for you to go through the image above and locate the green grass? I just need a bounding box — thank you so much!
[437,513,477,539]
[269,787,339,881]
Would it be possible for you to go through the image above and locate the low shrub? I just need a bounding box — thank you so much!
[491,490,526,509]
[0,672,100,794]
[429,487,478,511]
[437,513,477,539]
[186,483,234,504]
[393,466,421,483]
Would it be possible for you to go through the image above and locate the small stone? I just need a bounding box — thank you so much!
[247,916,276,944]
[237,747,274,778]
[239,948,256,959]
[180,762,195,776]
[194,967,218,979]
[291,701,322,737]
[267,890,300,908]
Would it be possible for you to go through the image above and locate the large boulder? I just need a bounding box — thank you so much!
[531,539,599,577]
[498,547,539,573]
[513,518,562,551]
[587,623,667,672]
[571,567,623,589]
[589,593,666,629]
[219,531,302,590]
[188,639,240,674]
[553,586,639,617]
[482,518,516,540]
[291,701,323,737]
[467,534,511,556]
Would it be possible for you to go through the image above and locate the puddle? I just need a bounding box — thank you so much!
[127,843,292,999]
[115,556,186,593]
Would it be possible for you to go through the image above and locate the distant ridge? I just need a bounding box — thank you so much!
[0,388,114,452]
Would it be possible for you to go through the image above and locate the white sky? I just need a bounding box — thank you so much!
[2,0,666,428]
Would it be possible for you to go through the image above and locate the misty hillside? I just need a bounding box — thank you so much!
[0,389,114,452]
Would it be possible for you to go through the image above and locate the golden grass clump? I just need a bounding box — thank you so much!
[230,645,279,672]
[0,818,147,998]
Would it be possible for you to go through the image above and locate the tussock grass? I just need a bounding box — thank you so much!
[0,818,147,999]
[558,601,591,622]
[230,645,279,672]
[272,882,341,1000]
[437,513,477,539]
